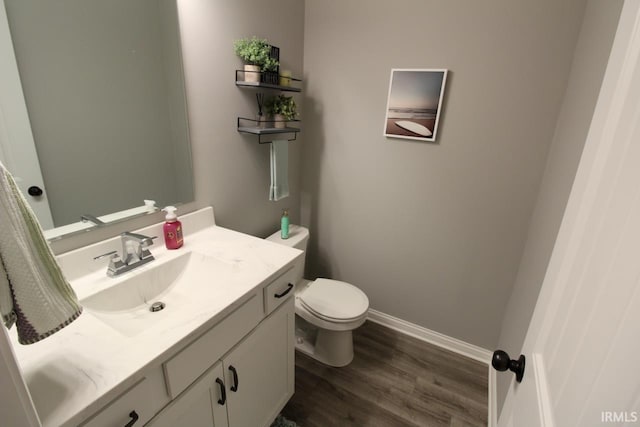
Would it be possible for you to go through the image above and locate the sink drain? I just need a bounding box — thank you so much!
[150,301,166,312]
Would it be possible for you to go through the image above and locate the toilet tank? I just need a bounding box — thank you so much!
[266,225,309,283]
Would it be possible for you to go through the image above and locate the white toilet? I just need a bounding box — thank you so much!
[267,225,369,367]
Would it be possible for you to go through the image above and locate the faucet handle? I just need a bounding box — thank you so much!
[94,250,126,277]
[141,236,158,247]
[140,238,157,260]
[93,250,119,260]
[121,232,156,245]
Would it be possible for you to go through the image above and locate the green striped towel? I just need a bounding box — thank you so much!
[0,162,81,344]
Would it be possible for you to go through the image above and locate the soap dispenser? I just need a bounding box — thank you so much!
[162,206,183,249]
[281,209,289,239]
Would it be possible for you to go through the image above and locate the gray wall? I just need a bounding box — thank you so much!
[495,0,623,410]
[300,0,588,349]
[176,0,304,237]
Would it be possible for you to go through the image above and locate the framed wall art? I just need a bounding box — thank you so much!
[384,69,448,142]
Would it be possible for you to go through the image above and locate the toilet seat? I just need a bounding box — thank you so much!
[298,278,369,323]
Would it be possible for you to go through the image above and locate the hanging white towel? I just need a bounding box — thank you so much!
[0,162,81,344]
[269,140,289,201]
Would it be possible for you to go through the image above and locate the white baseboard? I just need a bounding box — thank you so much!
[366,309,497,426]
[367,309,491,363]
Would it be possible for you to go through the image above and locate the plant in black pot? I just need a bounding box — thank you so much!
[265,95,298,129]
[234,37,279,83]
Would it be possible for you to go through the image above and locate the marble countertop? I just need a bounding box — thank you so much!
[9,208,302,427]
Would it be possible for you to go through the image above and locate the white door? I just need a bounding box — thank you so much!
[0,1,54,229]
[499,2,640,426]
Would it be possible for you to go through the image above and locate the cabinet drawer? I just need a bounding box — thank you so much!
[81,367,169,427]
[263,268,296,315]
[164,292,262,398]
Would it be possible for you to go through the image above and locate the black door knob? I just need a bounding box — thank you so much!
[27,186,43,196]
[492,350,525,383]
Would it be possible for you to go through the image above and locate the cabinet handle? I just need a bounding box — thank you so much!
[229,365,239,392]
[274,283,294,299]
[124,410,139,427]
[216,378,226,405]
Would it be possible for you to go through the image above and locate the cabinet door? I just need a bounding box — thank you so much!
[224,297,294,427]
[147,361,229,427]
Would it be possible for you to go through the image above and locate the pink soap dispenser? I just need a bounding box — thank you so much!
[162,206,183,249]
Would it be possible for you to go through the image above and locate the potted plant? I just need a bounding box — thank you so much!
[233,37,279,83]
[265,95,298,128]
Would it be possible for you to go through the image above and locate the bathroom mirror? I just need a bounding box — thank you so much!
[1,0,194,239]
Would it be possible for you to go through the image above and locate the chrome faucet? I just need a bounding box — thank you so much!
[121,232,155,265]
[94,232,155,277]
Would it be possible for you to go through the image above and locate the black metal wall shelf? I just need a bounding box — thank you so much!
[236,69,302,143]
[235,70,302,92]
[237,117,300,144]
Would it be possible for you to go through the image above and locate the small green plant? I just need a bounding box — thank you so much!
[233,37,279,72]
[265,95,298,120]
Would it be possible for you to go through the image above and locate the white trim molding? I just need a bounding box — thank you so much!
[367,309,497,426]
[488,365,497,427]
[367,309,492,363]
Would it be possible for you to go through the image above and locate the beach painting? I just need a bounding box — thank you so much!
[384,69,448,142]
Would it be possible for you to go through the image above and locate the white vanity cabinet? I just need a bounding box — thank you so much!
[10,210,304,427]
[149,296,295,427]
[78,266,296,427]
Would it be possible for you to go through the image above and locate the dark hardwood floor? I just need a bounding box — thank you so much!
[282,321,488,427]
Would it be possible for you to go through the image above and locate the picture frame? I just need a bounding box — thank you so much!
[383,68,448,142]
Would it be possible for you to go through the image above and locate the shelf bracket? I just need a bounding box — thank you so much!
[257,132,297,144]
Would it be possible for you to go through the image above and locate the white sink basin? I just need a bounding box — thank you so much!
[80,251,235,336]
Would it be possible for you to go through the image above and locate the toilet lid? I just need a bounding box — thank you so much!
[299,279,369,321]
